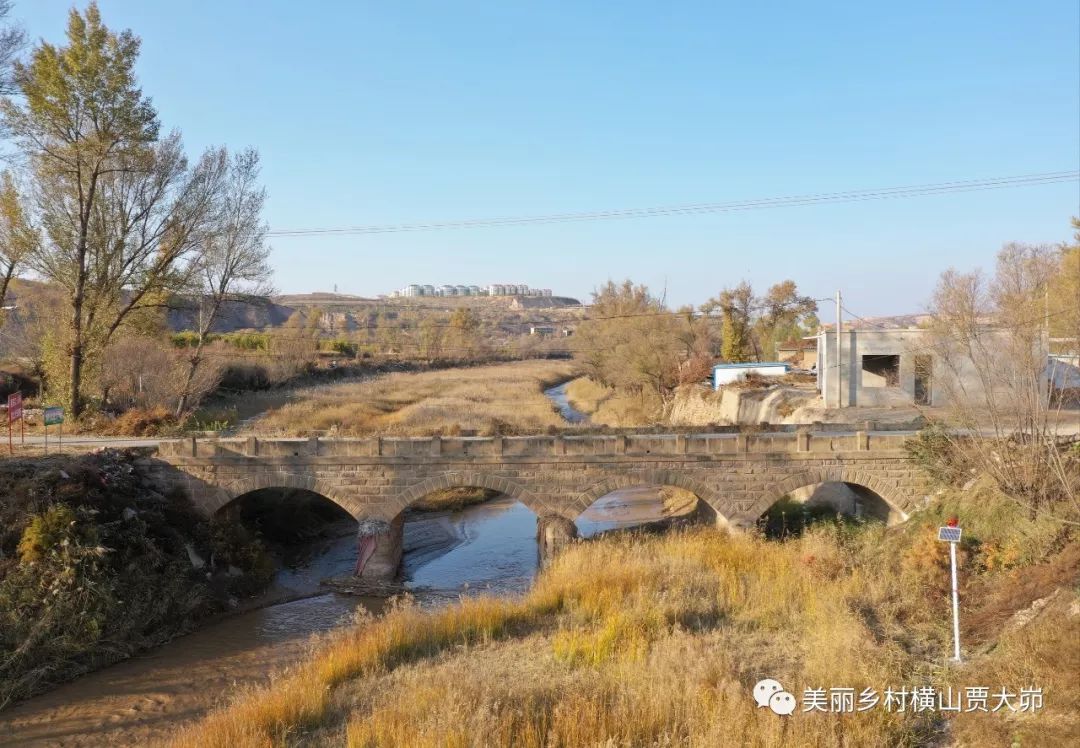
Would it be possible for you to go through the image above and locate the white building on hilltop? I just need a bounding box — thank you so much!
[397,282,557,298]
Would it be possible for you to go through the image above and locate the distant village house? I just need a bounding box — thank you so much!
[776,338,817,370]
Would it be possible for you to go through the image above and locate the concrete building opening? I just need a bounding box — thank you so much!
[861,354,900,388]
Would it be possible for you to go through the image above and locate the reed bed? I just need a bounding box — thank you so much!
[252,360,577,436]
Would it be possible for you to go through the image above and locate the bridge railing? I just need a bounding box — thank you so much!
[156,431,913,459]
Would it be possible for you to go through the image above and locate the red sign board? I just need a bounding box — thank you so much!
[6,392,22,422]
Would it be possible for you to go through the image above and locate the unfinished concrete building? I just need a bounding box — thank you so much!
[815,327,1044,409]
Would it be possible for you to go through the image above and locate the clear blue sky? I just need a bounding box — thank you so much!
[14,1,1080,314]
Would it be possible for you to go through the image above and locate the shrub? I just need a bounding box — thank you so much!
[0,451,278,705]
[17,504,89,564]
[171,332,222,348]
[904,422,971,486]
[105,406,178,436]
[209,518,275,596]
[218,362,272,391]
[757,496,848,539]
[322,339,358,357]
[224,333,271,351]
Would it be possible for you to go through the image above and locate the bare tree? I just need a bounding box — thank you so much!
[175,147,272,416]
[925,242,1079,523]
[100,334,220,412]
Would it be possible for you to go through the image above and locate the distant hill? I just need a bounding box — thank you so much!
[273,292,376,306]
[509,296,582,310]
[820,314,932,331]
[1,281,585,344]
[166,297,297,332]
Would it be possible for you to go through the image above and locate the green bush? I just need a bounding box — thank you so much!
[321,339,358,357]
[225,332,270,351]
[16,504,92,563]
[170,331,221,348]
[757,497,854,539]
[904,422,970,486]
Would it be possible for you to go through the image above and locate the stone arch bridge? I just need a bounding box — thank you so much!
[153,431,930,579]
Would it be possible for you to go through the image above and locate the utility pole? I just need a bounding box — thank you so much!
[1044,285,1050,354]
[835,290,843,409]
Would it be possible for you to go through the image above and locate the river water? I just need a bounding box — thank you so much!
[0,381,681,746]
[544,380,589,424]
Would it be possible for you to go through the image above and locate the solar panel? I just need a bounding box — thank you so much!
[937,527,962,543]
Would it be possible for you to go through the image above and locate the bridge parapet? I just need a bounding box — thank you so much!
[155,431,914,461]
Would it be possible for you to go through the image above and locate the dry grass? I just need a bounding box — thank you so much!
[169,529,937,747]
[565,376,661,427]
[170,479,1080,748]
[563,376,611,414]
[409,486,498,512]
[251,360,577,436]
[659,486,701,516]
[951,590,1080,746]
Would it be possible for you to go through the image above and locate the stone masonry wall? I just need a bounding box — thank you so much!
[154,432,931,530]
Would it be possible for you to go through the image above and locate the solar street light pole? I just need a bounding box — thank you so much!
[938,521,963,662]
[949,539,961,662]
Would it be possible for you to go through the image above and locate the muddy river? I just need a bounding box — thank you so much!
[0,382,677,746]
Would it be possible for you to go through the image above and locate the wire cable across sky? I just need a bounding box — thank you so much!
[266,171,1080,238]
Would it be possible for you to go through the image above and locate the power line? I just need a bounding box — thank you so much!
[266,171,1079,238]
[840,304,892,330]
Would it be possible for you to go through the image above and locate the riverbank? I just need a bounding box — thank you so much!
[563,376,660,426]
[172,479,1079,747]
[0,480,710,746]
[0,495,534,745]
[0,450,275,708]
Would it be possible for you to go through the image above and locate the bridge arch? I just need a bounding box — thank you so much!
[209,470,367,518]
[392,471,549,520]
[574,471,724,525]
[747,468,910,524]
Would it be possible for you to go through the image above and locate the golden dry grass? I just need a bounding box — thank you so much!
[564,376,660,427]
[951,590,1080,746]
[563,375,611,414]
[409,486,498,512]
[168,529,953,747]
[251,360,577,436]
[170,479,1080,748]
